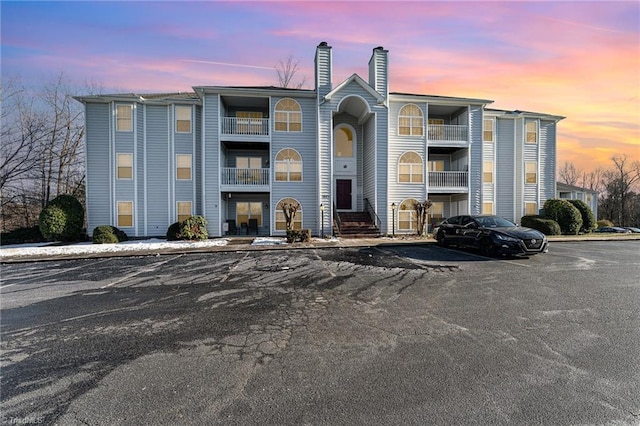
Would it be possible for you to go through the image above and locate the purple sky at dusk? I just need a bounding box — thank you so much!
[2,1,638,173]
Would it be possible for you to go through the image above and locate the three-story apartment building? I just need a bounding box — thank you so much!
[77,42,563,238]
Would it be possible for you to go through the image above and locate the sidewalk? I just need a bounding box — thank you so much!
[1,234,638,264]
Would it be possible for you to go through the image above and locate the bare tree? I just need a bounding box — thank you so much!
[281,201,300,231]
[1,74,88,231]
[599,154,640,225]
[581,167,604,192]
[275,55,307,89]
[414,199,433,236]
[558,161,581,186]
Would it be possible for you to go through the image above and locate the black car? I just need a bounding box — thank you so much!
[435,215,548,257]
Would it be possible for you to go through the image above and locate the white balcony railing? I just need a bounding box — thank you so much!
[221,167,270,186]
[429,171,468,188]
[221,117,269,136]
[427,124,468,142]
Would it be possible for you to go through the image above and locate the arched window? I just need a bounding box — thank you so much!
[398,198,418,231]
[398,104,423,136]
[275,148,302,182]
[275,198,302,231]
[398,151,423,183]
[274,98,302,132]
[335,127,354,157]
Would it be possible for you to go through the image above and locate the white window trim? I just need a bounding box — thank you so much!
[176,154,193,180]
[116,104,133,132]
[274,98,302,132]
[175,105,192,134]
[398,104,424,136]
[483,118,494,143]
[398,151,424,184]
[275,198,303,232]
[177,201,193,222]
[526,120,538,144]
[525,161,538,184]
[116,153,133,180]
[117,201,134,228]
[274,148,303,182]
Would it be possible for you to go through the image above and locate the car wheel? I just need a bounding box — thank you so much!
[436,231,448,247]
[480,238,496,258]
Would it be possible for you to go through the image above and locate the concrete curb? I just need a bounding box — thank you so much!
[1,235,638,264]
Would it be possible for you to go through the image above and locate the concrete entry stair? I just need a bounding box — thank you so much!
[337,211,380,238]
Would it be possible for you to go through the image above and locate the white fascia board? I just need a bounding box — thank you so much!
[389,93,493,106]
[193,86,316,98]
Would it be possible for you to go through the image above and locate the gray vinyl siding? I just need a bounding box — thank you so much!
[272,96,318,233]
[85,103,111,235]
[374,103,388,232]
[203,94,220,236]
[173,104,195,223]
[539,120,556,205]
[136,105,144,235]
[145,105,170,236]
[388,101,426,208]
[333,112,363,211]
[114,102,137,233]
[194,107,202,214]
[514,118,524,219]
[363,117,376,209]
[523,119,539,212]
[468,106,483,214]
[495,118,515,221]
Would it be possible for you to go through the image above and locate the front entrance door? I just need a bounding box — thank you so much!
[336,179,352,210]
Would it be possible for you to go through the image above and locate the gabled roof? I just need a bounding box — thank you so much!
[390,91,493,106]
[324,73,385,104]
[485,108,565,122]
[557,182,598,194]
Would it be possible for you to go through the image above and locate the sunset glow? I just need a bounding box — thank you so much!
[2,1,638,173]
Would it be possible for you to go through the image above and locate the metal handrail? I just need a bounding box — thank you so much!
[364,198,381,230]
[332,202,341,236]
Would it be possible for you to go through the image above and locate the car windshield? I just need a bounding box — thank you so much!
[476,216,516,228]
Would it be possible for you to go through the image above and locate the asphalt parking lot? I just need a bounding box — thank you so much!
[1,240,639,425]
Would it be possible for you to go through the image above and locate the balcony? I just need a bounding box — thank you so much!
[428,171,468,193]
[221,117,270,142]
[221,167,270,192]
[427,124,468,147]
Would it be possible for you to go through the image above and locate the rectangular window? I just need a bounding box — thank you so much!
[428,202,444,228]
[117,201,133,227]
[177,201,192,222]
[525,202,538,216]
[176,106,192,133]
[116,105,132,132]
[526,161,537,184]
[428,160,445,172]
[483,161,494,183]
[236,202,262,227]
[526,121,538,144]
[483,119,494,142]
[482,202,493,214]
[176,154,192,180]
[117,153,133,179]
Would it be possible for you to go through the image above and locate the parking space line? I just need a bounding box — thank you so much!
[220,252,251,283]
[100,254,183,288]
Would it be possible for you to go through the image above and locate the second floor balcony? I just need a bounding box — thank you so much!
[221,117,270,142]
[221,167,270,192]
[427,124,468,146]
[428,171,468,193]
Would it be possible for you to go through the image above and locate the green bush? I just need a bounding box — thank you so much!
[567,199,596,233]
[597,219,614,228]
[166,216,208,241]
[38,194,85,241]
[180,216,208,240]
[92,225,128,244]
[166,222,182,241]
[542,199,582,235]
[0,226,45,246]
[286,229,311,243]
[521,216,561,235]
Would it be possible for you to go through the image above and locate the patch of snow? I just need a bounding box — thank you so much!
[251,237,288,246]
[0,238,229,258]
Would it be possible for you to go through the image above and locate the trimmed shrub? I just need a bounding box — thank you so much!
[180,216,208,240]
[166,222,182,241]
[597,219,614,228]
[286,229,311,243]
[166,216,208,241]
[92,225,128,244]
[0,226,45,246]
[521,215,561,235]
[38,194,85,241]
[542,199,582,235]
[567,199,596,233]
